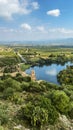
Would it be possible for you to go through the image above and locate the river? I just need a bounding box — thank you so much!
[25,62,73,85]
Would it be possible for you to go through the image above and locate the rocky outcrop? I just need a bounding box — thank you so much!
[47,115,73,130]
[58,115,73,130]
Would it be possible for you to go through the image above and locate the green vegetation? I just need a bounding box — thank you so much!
[18,46,73,66]
[20,63,31,71]
[0,46,73,129]
[57,66,73,85]
[0,74,73,129]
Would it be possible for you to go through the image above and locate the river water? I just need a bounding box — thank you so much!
[25,62,73,85]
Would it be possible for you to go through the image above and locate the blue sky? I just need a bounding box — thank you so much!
[0,0,73,41]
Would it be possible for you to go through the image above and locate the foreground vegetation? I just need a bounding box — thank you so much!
[0,46,73,130]
[0,73,73,130]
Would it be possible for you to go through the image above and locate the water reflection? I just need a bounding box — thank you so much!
[25,62,73,85]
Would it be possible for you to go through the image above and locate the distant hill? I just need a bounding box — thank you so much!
[0,38,73,46]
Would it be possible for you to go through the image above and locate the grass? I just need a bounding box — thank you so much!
[20,64,31,71]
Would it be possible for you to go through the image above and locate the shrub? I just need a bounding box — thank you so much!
[11,92,24,104]
[15,75,31,83]
[1,74,11,80]
[0,103,9,125]
[23,76,31,82]
[18,96,59,127]
[21,82,29,91]
[3,87,14,99]
[29,81,45,92]
[32,106,48,127]
[68,102,73,119]
[3,78,21,92]
[51,90,70,113]
[0,81,4,92]
[19,102,34,122]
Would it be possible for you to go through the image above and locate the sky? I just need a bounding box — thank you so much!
[0,0,73,41]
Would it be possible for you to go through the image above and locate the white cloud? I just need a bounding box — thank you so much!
[31,2,39,10]
[1,25,73,41]
[37,26,47,33]
[21,23,31,30]
[49,28,73,34]
[58,28,73,34]
[0,0,39,19]
[47,9,60,17]
[0,27,18,32]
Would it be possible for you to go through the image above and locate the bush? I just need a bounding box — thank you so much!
[0,81,4,92]
[1,74,11,80]
[29,81,45,92]
[3,78,21,92]
[18,96,59,127]
[19,102,34,122]
[15,75,25,83]
[3,87,14,99]
[51,90,70,113]
[21,82,29,91]
[0,103,9,125]
[31,96,59,124]
[68,102,73,119]
[39,81,58,90]
[32,106,48,127]
[38,96,59,124]
[23,76,31,82]
[15,75,31,83]
[11,92,24,104]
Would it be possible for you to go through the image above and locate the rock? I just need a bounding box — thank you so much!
[59,115,70,127]
[46,115,73,130]
[13,125,22,130]
[13,125,30,130]
[58,115,73,130]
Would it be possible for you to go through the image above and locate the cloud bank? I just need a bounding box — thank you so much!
[0,0,39,19]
